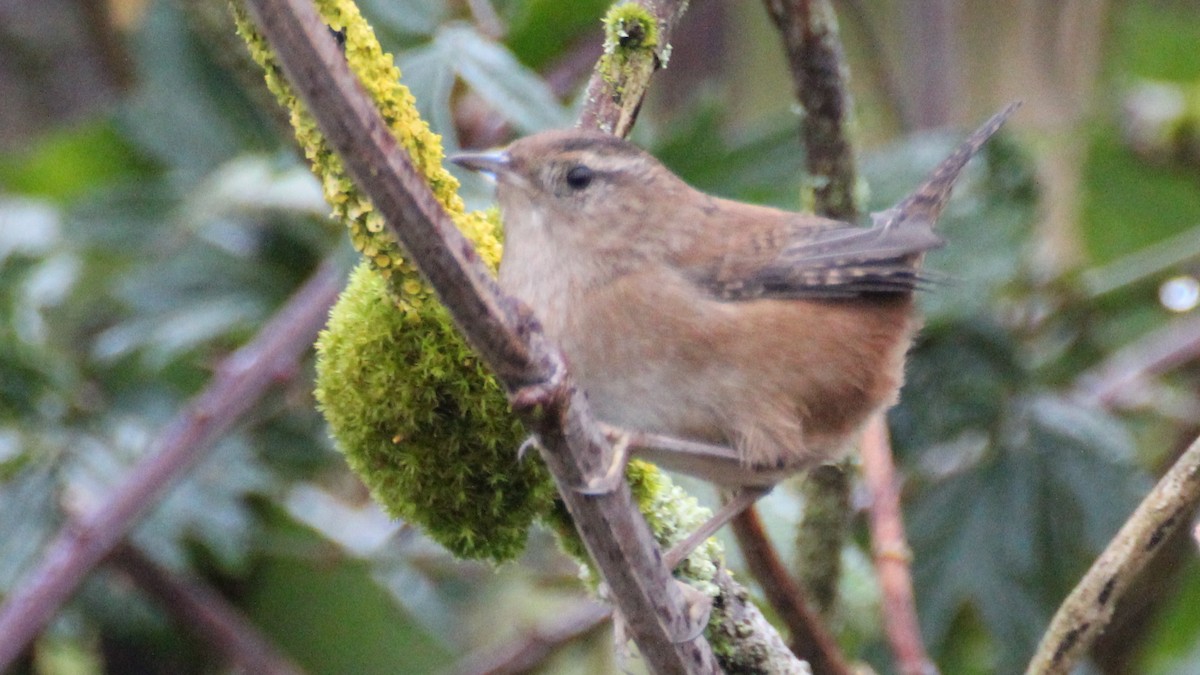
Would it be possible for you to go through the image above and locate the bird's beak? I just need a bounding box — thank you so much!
[449,150,511,181]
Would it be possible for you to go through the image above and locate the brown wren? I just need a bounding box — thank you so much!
[453,103,1019,565]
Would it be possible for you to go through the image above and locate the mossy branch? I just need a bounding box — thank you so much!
[578,0,689,136]
[233,0,552,563]
[238,0,724,670]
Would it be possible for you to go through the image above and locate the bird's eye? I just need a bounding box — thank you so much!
[565,164,594,190]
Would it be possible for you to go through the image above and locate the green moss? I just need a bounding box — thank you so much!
[315,264,553,561]
[602,3,659,52]
[591,3,661,133]
[233,2,550,562]
[626,460,726,641]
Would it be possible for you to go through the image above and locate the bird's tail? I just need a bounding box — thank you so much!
[872,101,1022,234]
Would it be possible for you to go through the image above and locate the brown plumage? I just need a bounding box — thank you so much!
[453,103,1018,492]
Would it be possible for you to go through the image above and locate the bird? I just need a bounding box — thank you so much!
[452,103,1020,566]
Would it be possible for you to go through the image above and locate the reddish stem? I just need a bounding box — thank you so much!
[861,416,937,675]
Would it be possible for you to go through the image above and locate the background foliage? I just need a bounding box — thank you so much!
[1,0,1199,673]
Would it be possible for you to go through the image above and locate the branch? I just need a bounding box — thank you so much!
[729,507,852,673]
[1074,312,1200,412]
[1026,433,1200,674]
[240,0,721,671]
[763,0,859,219]
[577,0,690,136]
[0,260,342,670]
[860,417,936,675]
[106,542,303,675]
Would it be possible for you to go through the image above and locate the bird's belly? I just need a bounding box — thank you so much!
[555,274,916,471]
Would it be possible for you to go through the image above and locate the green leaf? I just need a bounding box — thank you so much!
[0,122,154,203]
[358,0,447,39]
[907,395,1151,672]
[439,24,572,134]
[398,40,459,148]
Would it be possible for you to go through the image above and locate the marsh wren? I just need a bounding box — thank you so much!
[454,103,1019,564]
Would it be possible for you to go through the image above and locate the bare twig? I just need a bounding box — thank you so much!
[1074,312,1200,412]
[1026,433,1200,674]
[861,417,937,675]
[107,542,304,675]
[0,260,342,670]
[729,507,852,674]
[240,0,720,671]
[450,601,611,675]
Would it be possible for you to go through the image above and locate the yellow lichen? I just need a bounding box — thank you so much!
[232,1,548,562]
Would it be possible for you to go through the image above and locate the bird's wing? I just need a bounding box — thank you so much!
[681,101,1021,302]
[679,213,946,301]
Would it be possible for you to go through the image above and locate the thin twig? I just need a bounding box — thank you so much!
[239,1,720,671]
[0,260,342,670]
[1074,312,1200,411]
[1026,433,1200,674]
[107,542,304,675]
[861,417,937,675]
[449,601,611,675]
[729,507,852,674]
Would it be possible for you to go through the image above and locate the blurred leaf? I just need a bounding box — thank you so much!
[398,39,459,148]
[1138,558,1200,674]
[1115,2,1200,82]
[139,436,273,571]
[889,323,1023,464]
[0,460,59,591]
[0,122,154,203]
[244,520,452,675]
[358,0,447,39]
[439,24,572,135]
[655,107,806,207]
[908,395,1151,672]
[1081,128,1200,266]
[119,2,278,181]
[503,0,611,69]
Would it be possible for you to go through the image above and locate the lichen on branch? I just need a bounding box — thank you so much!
[232,0,552,562]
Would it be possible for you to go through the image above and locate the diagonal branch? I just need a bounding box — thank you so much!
[1027,432,1200,674]
[107,542,304,675]
[0,260,342,670]
[240,0,719,671]
[729,507,852,673]
[578,0,690,136]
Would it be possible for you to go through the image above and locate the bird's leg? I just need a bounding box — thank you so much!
[664,487,772,569]
[577,425,745,495]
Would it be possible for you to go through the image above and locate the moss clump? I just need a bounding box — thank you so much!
[602,2,659,52]
[234,1,552,562]
[316,263,553,561]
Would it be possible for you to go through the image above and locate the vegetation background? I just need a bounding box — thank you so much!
[1,0,1199,672]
